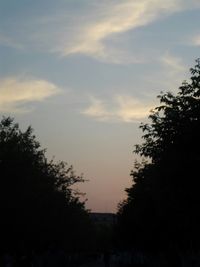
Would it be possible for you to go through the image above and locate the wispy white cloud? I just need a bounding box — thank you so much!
[2,0,200,63]
[143,53,188,94]
[115,95,154,122]
[81,96,110,121]
[161,53,186,74]
[59,0,195,63]
[0,77,61,113]
[0,33,23,50]
[191,34,200,46]
[82,95,154,122]
[58,0,182,63]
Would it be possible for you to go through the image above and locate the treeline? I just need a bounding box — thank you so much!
[117,59,200,256]
[0,117,93,254]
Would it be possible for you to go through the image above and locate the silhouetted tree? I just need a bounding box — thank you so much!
[117,59,200,252]
[0,117,91,252]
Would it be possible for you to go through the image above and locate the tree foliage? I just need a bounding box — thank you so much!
[117,59,200,250]
[0,117,91,252]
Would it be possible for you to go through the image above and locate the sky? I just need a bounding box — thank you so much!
[0,0,200,212]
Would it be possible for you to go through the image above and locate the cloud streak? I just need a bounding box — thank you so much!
[0,33,23,50]
[60,0,193,62]
[143,53,187,94]
[0,77,60,113]
[161,53,186,74]
[191,34,200,46]
[2,0,200,63]
[82,95,154,122]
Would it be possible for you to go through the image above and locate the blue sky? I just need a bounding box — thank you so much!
[0,0,200,212]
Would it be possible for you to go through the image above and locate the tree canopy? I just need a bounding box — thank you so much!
[117,59,200,251]
[0,117,91,252]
